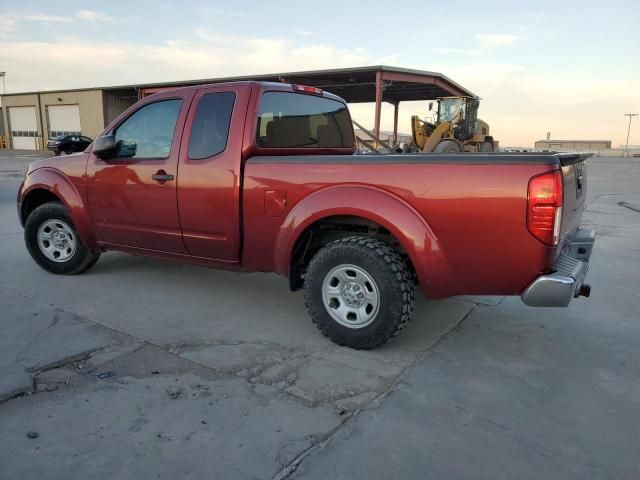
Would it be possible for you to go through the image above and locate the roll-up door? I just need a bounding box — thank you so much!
[48,104,81,137]
[9,106,38,150]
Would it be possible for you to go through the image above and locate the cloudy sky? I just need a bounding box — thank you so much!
[0,0,638,146]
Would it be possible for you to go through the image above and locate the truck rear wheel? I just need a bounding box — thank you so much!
[24,202,100,275]
[304,236,415,349]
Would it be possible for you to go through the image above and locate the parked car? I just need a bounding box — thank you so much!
[47,134,92,155]
[18,81,595,349]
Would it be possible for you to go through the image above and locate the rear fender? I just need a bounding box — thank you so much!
[274,185,454,297]
[20,168,98,250]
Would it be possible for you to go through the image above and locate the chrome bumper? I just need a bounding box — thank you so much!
[521,229,595,307]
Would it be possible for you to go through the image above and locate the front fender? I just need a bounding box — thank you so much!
[20,167,98,250]
[274,184,454,297]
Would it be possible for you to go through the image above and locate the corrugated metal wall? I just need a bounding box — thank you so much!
[103,90,138,127]
[0,107,5,137]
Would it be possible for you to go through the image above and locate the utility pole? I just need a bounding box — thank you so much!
[625,113,638,157]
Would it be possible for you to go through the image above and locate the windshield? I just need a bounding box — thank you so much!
[438,98,465,123]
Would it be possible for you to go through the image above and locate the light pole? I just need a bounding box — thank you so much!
[0,72,5,94]
[625,113,638,157]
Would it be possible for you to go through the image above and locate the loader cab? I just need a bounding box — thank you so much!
[437,96,480,141]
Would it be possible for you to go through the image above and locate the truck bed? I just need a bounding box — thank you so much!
[242,152,590,298]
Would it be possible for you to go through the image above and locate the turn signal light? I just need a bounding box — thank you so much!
[527,170,563,245]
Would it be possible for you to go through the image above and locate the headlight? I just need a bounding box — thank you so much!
[54,141,61,145]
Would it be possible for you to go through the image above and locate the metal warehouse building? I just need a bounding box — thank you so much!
[0,65,473,151]
[534,139,612,150]
[0,87,137,150]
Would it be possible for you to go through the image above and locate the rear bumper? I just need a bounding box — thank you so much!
[521,229,595,307]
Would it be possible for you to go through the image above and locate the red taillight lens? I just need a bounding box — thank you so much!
[527,170,563,245]
[292,84,323,95]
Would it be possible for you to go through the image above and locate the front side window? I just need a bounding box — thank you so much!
[438,98,465,123]
[114,99,182,159]
[256,92,354,148]
[188,92,235,159]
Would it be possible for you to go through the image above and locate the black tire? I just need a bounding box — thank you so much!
[304,236,415,350]
[479,141,493,152]
[64,149,73,155]
[24,202,100,275]
[434,140,462,153]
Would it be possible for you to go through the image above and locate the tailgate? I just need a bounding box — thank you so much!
[558,153,591,246]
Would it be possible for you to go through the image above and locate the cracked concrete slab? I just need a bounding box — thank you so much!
[292,299,640,479]
[0,288,142,401]
[0,347,343,480]
[163,297,472,411]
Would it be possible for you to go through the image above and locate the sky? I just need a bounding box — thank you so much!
[0,0,638,147]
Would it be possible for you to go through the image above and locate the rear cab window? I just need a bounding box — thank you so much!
[256,92,354,148]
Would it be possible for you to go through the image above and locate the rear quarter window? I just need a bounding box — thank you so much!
[256,92,354,148]
[188,91,235,159]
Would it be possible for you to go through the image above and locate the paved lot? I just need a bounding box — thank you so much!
[0,150,638,479]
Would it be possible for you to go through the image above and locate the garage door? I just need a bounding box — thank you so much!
[48,105,81,137]
[9,106,38,150]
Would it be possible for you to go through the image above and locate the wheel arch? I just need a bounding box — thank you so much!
[20,168,98,250]
[274,184,454,297]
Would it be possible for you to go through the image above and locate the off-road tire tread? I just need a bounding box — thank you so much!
[304,236,415,349]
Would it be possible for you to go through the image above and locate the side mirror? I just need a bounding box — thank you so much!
[92,135,117,159]
[428,102,433,111]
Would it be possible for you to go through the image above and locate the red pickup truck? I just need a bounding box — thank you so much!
[17,81,595,349]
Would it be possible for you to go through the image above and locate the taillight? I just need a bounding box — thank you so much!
[292,84,323,95]
[527,170,563,245]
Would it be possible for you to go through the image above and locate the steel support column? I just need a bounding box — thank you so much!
[374,70,383,140]
[393,101,399,145]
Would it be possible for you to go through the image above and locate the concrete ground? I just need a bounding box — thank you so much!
[0,149,638,479]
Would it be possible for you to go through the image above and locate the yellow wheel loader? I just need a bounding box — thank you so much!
[409,97,497,153]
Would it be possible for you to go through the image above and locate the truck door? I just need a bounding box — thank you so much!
[177,85,251,261]
[86,91,194,253]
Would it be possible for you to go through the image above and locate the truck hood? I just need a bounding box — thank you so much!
[27,152,88,176]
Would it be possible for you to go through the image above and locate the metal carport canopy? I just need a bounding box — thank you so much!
[136,65,476,142]
[266,65,475,103]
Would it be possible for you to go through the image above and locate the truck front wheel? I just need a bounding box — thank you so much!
[24,202,100,275]
[304,236,415,349]
[433,140,462,153]
[479,141,493,152]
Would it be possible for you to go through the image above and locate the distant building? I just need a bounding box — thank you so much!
[535,139,611,150]
[0,88,137,150]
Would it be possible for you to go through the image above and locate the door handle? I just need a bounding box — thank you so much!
[152,171,174,183]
